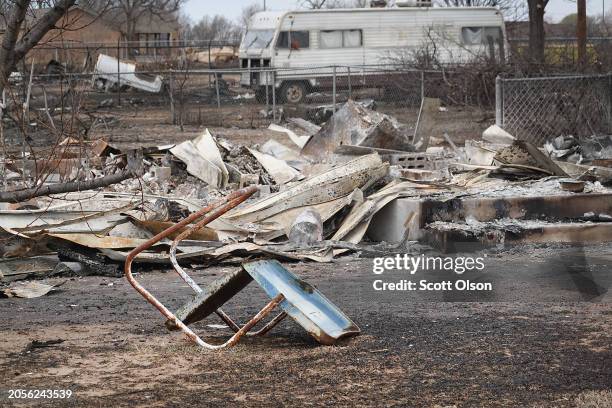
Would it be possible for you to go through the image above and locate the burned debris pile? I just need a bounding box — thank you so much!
[2,99,612,288]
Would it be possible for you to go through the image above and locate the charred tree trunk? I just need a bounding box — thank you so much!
[527,0,548,65]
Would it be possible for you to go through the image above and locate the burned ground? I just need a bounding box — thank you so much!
[0,244,610,407]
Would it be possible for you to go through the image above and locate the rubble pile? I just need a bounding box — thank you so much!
[219,142,276,187]
[2,99,612,293]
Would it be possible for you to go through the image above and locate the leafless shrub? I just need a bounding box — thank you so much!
[384,25,504,109]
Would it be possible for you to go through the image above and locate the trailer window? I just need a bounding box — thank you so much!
[462,27,502,45]
[320,30,363,48]
[320,30,343,48]
[242,30,275,49]
[277,31,310,49]
[343,30,362,48]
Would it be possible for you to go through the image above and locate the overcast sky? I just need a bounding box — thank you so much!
[184,0,611,24]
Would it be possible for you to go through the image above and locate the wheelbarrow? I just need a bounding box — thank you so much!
[125,186,360,350]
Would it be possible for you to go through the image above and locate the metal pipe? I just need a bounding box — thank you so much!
[124,186,259,349]
[117,38,121,106]
[495,76,503,127]
[420,70,425,102]
[348,66,352,99]
[608,73,612,133]
[272,70,277,123]
[168,191,256,293]
[214,72,221,109]
[332,65,337,112]
[168,188,287,336]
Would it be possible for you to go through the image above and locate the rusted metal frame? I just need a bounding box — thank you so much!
[186,293,285,350]
[125,186,267,349]
[168,193,253,294]
[168,191,287,336]
[248,310,288,336]
[215,308,288,337]
[216,293,285,349]
[170,293,285,350]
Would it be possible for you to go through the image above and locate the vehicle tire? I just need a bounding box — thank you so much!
[280,81,307,104]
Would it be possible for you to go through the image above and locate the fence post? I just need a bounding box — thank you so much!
[117,39,121,106]
[348,66,352,100]
[609,73,612,133]
[0,90,4,189]
[208,40,212,88]
[495,76,503,127]
[265,71,270,112]
[214,72,221,109]
[420,70,425,103]
[169,70,175,125]
[272,70,277,123]
[332,65,337,112]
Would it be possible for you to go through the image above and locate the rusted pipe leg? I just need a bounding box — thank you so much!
[220,294,285,349]
[168,187,262,335]
[124,186,259,350]
[249,311,288,336]
[216,310,288,337]
[170,192,258,294]
[215,309,241,332]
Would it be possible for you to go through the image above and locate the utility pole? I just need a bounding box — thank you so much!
[264,0,267,10]
[577,0,587,65]
[604,0,609,35]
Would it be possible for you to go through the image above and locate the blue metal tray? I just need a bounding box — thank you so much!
[242,260,360,345]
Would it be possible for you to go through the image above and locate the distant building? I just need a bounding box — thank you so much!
[0,5,180,71]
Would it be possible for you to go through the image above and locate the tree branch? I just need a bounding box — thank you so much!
[0,150,144,203]
[12,0,78,62]
[0,169,133,203]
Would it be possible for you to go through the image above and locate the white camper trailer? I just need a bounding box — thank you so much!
[239,5,506,103]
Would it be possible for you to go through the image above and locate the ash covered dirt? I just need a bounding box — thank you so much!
[0,244,610,407]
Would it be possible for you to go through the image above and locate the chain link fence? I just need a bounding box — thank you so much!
[496,74,612,145]
[170,64,498,129]
[1,63,499,153]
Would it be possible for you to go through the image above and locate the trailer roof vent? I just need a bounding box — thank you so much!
[369,0,388,7]
[395,0,432,7]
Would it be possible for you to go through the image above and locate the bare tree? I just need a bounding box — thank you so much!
[0,0,147,203]
[527,0,549,64]
[189,15,241,42]
[84,0,183,55]
[0,0,78,95]
[176,11,192,41]
[301,0,369,8]
[240,3,263,28]
[436,0,526,19]
[301,0,329,8]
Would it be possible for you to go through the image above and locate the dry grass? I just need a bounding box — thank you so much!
[575,390,612,408]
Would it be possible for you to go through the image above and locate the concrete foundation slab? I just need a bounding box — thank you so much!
[367,192,612,247]
[424,222,612,253]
